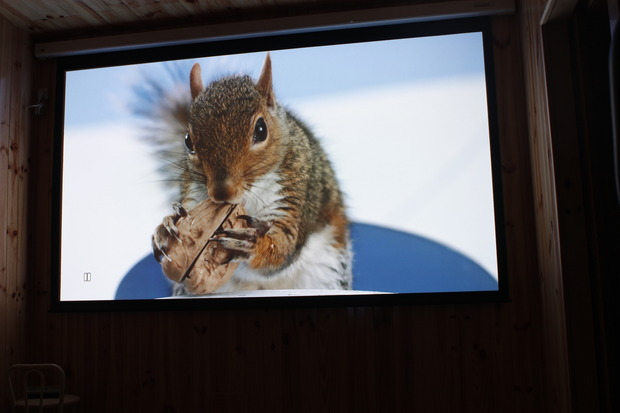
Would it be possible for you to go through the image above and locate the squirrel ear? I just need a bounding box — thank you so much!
[257,53,275,107]
[190,63,204,101]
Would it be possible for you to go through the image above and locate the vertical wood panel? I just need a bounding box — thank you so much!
[517,1,571,411]
[491,15,547,411]
[541,18,600,411]
[0,13,32,411]
[518,1,608,412]
[0,17,11,411]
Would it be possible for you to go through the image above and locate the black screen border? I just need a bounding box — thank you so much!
[50,16,509,312]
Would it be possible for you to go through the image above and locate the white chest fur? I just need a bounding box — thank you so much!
[241,170,285,220]
[217,224,352,291]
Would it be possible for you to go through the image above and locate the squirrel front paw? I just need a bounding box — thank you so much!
[152,202,188,263]
[210,215,270,262]
[153,201,248,294]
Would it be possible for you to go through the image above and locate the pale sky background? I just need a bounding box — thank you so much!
[59,31,499,300]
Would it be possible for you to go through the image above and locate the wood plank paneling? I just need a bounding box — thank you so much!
[541,18,600,411]
[0,13,32,410]
[0,0,386,34]
[19,13,552,412]
[517,1,571,411]
[518,1,609,412]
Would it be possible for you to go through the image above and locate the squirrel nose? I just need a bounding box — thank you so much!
[210,182,241,204]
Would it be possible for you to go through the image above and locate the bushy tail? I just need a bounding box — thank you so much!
[131,63,192,204]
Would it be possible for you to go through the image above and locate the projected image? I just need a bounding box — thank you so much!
[59,29,500,301]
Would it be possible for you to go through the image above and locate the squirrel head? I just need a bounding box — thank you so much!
[186,53,283,204]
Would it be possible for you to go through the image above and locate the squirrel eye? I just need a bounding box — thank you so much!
[253,117,268,143]
[184,133,195,154]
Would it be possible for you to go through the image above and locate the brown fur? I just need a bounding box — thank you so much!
[159,53,352,290]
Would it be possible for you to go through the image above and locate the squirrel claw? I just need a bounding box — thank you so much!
[236,215,270,236]
[209,236,252,258]
[208,215,270,262]
[152,241,173,263]
[212,227,258,242]
[236,214,253,223]
[161,250,173,262]
[172,202,188,218]
[162,215,180,238]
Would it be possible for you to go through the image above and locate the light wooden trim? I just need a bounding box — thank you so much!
[540,0,578,24]
[34,0,515,58]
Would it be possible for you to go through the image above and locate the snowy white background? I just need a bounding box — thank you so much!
[60,32,498,300]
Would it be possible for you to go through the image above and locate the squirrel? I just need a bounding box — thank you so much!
[149,53,353,294]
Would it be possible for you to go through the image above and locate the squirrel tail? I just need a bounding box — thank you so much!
[131,63,192,204]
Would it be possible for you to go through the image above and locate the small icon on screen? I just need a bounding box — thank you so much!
[83,272,92,282]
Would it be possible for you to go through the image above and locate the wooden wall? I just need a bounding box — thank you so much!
[21,15,550,413]
[519,0,606,411]
[0,1,608,412]
[0,14,32,410]
[517,1,572,411]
